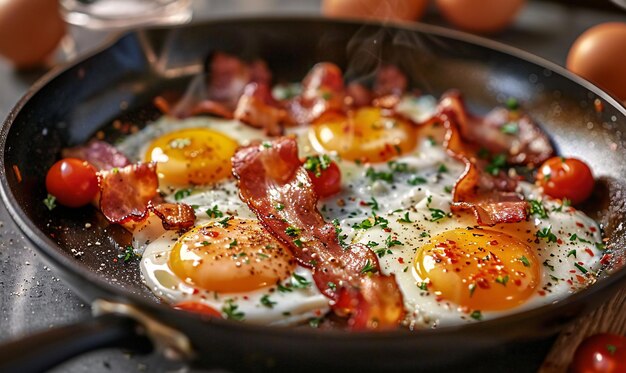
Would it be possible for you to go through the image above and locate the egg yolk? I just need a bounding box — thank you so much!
[144,128,238,187]
[310,107,417,163]
[415,229,540,311]
[168,218,296,293]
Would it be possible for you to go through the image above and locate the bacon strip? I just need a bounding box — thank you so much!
[438,91,554,166]
[439,110,529,226]
[98,163,195,230]
[232,137,405,329]
[234,83,287,136]
[62,140,131,171]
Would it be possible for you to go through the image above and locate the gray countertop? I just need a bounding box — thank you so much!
[0,1,625,372]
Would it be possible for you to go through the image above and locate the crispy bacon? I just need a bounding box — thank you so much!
[234,83,287,136]
[232,137,405,329]
[98,163,195,230]
[62,140,130,171]
[439,111,529,226]
[286,63,345,124]
[438,91,554,166]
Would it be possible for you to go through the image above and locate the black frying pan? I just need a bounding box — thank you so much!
[1,17,626,373]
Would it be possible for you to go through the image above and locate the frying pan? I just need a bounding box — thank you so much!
[1,17,626,373]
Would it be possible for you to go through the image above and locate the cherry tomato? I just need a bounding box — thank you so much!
[571,333,626,373]
[45,158,99,208]
[305,159,342,198]
[535,157,594,205]
[174,301,222,318]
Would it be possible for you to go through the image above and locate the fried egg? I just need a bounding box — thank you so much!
[116,94,604,329]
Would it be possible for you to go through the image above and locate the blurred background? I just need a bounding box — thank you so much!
[0,1,625,372]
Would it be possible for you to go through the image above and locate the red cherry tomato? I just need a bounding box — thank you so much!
[535,157,594,205]
[305,159,341,198]
[571,333,626,373]
[45,158,99,208]
[174,301,222,318]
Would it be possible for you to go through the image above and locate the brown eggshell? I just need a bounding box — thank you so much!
[322,0,429,22]
[436,0,526,34]
[567,22,626,102]
[0,0,66,68]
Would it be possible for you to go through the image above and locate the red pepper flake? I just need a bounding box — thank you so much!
[569,269,576,274]
[538,290,546,296]
[600,254,612,265]
[514,279,522,286]
[12,165,22,183]
[384,228,392,232]
[489,240,498,246]
[192,288,200,295]
[435,296,444,302]
[207,231,219,238]
[576,275,586,284]
[243,296,249,300]
[557,238,563,245]
[594,98,604,113]
[113,258,118,263]
[398,257,405,264]
[315,309,322,316]
[589,226,597,232]
[584,248,595,257]
[359,201,368,206]
[576,222,585,228]
[567,279,573,285]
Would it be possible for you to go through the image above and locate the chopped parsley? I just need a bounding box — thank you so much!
[228,239,238,248]
[365,197,379,211]
[303,154,331,177]
[285,226,301,237]
[385,235,403,248]
[470,310,482,320]
[327,282,337,291]
[495,275,509,286]
[293,238,303,248]
[366,241,379,248]
[552,198,572,212]
[43,194,56,210]
[418,282,428,291]
[174,188,192,201]
[408,176,427,185]
[206,205,223,218]
[529,200,548,219]
[567,249,577,258]
[536,226,557,243]
[469,283,476,297]
[500,122,519,135]
[262,141,273,148]
[375,248,392,258]
[122,246,138,262]
[574,263,588,274]
[607,344,617,355]
[291,273,311,288]
[222,300,245,320]
[308,317,323,328]
[429,208,448,222]
[217,216,231,227]
[398,212,412,223]
[275,202,285,211]
[519,256,531,267]
[506,97,519,111]
[569,233,591,244]
[260,295,276,309]
[485,154,507,176]
[443,185,453,194]
[366,167,393,183]
[437,164,448,173]
[360,259,377,274]
[388,161,409,173]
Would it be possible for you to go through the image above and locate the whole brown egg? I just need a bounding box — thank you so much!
[436,0,526,34]
[567,22,626,102]
[0,0,66,68]
[322,0,429,22]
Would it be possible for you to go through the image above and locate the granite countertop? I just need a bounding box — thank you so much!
[0,1,625,372]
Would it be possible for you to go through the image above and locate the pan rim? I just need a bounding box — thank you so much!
[1,15,626,341]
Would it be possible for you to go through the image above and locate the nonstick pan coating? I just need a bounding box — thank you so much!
[2,17,626,372]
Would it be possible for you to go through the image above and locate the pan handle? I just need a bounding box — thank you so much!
[0,313,153,373]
